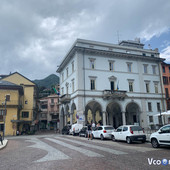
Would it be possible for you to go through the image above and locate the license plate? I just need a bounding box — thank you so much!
[138,138,143,140]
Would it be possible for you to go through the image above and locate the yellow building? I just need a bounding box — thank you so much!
[0,72,37,136]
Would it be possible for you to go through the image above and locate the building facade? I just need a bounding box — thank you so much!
[57,39,166,130]
[38,94,60,131]
[0,80,24,136]
[161,62,170,123]
[1,72,37,135]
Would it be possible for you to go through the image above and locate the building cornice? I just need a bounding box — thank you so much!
[57,39,164,73]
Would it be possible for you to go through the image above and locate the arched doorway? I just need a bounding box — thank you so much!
[126,102,140,125]
[85,101,102,125]
[106,102,122,128]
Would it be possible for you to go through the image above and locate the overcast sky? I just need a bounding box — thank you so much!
[0,0,170,80]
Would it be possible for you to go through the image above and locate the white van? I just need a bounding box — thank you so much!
[69,123,83,136]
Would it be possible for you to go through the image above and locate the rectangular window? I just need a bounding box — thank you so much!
[152,65,156,74]
[6,94,10,101]
[143,64,148,74]
[109,61,114,71]
[162,66,165,73]
[165,88,169,98]
[129,82,133,92]
[149,116,153,123]
[146,82,150,93]
[90,59,95,69]
[154,83,158,93]
[51,99,54,103]
[157,103,160,112]
[72,79,75,93]
[148,102,152,112]
[72,61,74,73]
[127,63,132,72]
[110,81,114,91]
[0,124,4,131]
[91,79,95,90]
[22,111,29,118]
[66,84,69,94]
[163,76,168,85]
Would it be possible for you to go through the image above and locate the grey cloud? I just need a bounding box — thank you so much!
[0,0,170,79]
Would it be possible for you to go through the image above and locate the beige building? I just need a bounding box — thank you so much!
[0,72,37,135]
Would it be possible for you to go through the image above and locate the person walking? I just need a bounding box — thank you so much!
[87,124,92,140]
[0,134,3,145]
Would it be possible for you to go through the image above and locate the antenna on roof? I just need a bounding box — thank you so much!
[117,31,121,44]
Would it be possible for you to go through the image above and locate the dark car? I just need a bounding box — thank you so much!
[79,126,88,138]
[62,125,71,135]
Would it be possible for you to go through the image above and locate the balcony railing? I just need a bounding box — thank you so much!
[103,90,127,100]
[60,94,71,104]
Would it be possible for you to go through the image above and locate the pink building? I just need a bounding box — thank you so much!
[39,94,60,131]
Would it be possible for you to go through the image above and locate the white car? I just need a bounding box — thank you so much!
[69,123,83,136]
[111,125,146,144]
[150,124,170,148]
[91,126,115,140]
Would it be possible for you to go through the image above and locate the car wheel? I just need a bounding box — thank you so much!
[126,137,132,144]
[151,138,159,148]
[111,135,116,142]
[142,140,146,143]
[100,134,104,140]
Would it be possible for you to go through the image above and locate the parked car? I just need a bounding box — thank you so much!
[111,125,146,144]
[69,123,83,136]
[79,126,88,138]
[150,124,170,148]
[62,125,71,135]
[91,126,115,140]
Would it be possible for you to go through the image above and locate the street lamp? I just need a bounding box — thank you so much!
[2,96,7,140]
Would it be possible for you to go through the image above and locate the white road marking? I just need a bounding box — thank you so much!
[26,138,70,162]
[46,138,104,158]
[54,136,127,155]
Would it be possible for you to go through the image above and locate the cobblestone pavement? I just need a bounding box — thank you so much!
[0,134,170,170]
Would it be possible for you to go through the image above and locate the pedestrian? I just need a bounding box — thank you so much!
[0,134,3,145]
[92,121,96,130]
[87,124,92,140]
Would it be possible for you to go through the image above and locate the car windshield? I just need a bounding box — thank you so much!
[104,127,114,130]
[131,126,143,131]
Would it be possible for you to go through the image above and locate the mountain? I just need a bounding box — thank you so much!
[33,74,60,89]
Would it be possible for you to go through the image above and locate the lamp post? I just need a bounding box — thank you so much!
[2,96,7,140]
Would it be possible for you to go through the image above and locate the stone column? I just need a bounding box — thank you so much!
[65,115,67,125]
[122,111,126,125]
[70,113,73,125]
[102,111,106,125]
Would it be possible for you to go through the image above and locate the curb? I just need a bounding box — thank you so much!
[0,140,8,150]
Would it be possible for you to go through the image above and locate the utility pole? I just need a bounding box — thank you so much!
[2,96,7,140]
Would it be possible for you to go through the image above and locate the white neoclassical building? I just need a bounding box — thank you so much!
[57,38,166,130]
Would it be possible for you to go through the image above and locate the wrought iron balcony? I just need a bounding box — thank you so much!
[103,90,127,100]
[60,94,71,104]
